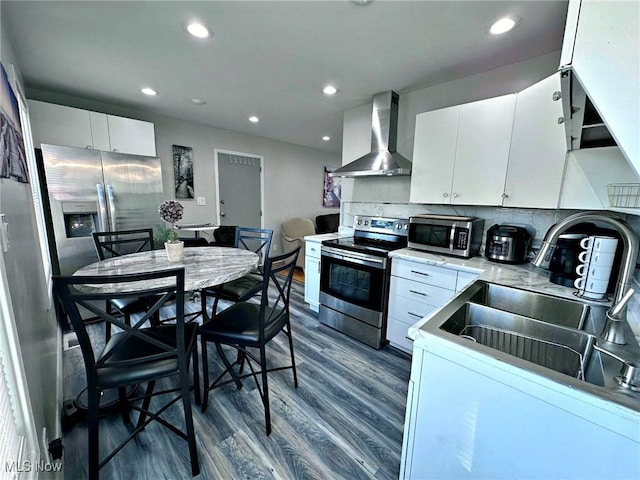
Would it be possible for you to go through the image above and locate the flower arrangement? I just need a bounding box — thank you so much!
[158,200,184,243]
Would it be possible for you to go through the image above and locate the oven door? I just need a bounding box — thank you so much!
[320,247,387,313]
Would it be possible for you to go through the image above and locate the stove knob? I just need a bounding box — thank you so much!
[364,221,369,226]
[404,224,408,230]
[357,220,362,225]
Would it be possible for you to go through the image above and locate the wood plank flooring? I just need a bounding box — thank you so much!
[61,278,411,479]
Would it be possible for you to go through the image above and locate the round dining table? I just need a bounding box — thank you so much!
[73,246,259,293]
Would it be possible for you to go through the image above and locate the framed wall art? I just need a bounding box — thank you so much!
[0,62,28,183]
[173,144,194,199]
[323,166,340,207]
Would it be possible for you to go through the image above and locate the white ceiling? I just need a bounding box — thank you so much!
[3,1,568,154]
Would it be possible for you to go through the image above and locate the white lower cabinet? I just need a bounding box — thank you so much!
[387,258,478,353]
[304,240,322,312]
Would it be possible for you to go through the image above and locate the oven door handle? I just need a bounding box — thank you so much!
[321,247,386,269]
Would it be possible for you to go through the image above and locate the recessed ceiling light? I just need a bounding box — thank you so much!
[187,22,212,39]
[488,16,520,35]
[323,85,338,95]
[140,87,158,96]
[191,98,206,105]
[249,116,260,123]
[322,136,331,141]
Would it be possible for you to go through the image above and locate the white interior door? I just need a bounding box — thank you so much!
[215,150,263,228]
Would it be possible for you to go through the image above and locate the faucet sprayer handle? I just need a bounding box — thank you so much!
[609,288,635,319]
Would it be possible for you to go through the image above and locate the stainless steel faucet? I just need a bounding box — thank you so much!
[532,211,639,344]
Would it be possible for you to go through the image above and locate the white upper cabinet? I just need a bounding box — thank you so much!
[503,73,567,208]
[562,0,639,175]
[28,100,95,150]
[28,100,156,156]
[410,106,459,204]
[410,94,516,206]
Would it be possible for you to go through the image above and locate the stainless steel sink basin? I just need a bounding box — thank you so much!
[440,302,597,380]
[468,282,589,330]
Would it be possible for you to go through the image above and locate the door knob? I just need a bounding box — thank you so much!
[220,212,226,217]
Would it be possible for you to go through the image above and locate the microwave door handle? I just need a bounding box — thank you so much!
[96,184,108,231]
[449,223,456,253]
[106,185,117,231]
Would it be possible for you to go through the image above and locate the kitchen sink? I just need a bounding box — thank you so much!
[467,282,589,330]
[439,302,598,380]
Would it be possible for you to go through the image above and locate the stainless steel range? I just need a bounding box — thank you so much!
[320,216,408,349]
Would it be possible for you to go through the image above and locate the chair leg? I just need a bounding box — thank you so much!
[200,292,209,323]
[87,387,101,479]
[259,344,272,436]
[192,339,201,406]
[136,381,156,431]
[118,387,132,427]
[179,361,200,476]
[200,335,210,413]
[286,322,298,388]
[215,343,243,390]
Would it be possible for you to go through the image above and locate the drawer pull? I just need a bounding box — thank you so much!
[408,312,423,318]
[409,289,428,297]
[411,270,430,277]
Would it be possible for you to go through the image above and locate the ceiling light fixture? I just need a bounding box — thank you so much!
[488,16,520,35]
[323,85,338,95]
[140,87,158,96]
[191,98,206,105]
[187,22,212,39]
[322,136,331,141]
[249,116,260,123]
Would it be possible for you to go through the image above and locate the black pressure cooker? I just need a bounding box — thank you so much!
[484,224,531,264]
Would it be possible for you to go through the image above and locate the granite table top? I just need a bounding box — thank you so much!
[73,246,259,293]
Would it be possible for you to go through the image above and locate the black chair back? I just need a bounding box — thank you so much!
[234,227,273,266]
[54,269,187,380]
[212,226,237,247]
[258,245,299,337]
[92,228,154,260]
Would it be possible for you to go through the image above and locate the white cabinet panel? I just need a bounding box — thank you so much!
[392,259,458,291]
[304,241,322,312]
[107,115,156,156]
[504,73,567,208]
[390,277,454,309]
[89,111,110,151]
[28,100,94,149]
[453,94,516,206]
[386,316,415,353]
[410,107,459,204]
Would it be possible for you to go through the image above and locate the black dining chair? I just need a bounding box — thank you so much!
[53,268,200,478]
[199,245,300,435]
[200,227,273,321]
[92,229,157,338]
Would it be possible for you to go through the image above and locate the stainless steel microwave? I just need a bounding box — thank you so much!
[408,214,484,258]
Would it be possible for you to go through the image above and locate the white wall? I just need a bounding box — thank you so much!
[0,16,59,460]
[26,90,341,251]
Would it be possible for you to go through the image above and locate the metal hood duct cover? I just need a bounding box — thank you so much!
[330,91,412,177]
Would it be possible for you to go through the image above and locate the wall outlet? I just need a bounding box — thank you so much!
[196,197,206,206]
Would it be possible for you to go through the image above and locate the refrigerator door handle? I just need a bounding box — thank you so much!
[96,184,109,231]
[106,185,117,232]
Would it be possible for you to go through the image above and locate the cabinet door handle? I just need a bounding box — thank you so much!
[552,91,562,101]
[112,148,119,152]
[443,192,449,198]
[409,289,428,297]
[410,270,430,277]
[453,192,459,198]
[408,312,423,318]
[557,117,565,124]
[502,193,509,199]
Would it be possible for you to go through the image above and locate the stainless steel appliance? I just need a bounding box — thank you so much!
[40,144,164,276]
[484,224,531,264]
[408,214,484,258]
[319,216,408,349]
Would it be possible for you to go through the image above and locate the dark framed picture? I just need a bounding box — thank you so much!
[173,144,194,199]
[323,166,340,207]
[0,62,29,183]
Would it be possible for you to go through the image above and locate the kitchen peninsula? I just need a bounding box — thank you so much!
[393,247,640,480]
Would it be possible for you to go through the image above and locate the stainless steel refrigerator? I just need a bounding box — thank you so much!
[40,144,164,276]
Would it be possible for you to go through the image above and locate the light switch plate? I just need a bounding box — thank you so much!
[196,197,206,206]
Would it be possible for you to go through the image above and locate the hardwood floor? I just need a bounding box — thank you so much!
[61,279,411,479]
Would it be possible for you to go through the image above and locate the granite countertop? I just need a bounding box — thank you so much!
[389,248,617,339]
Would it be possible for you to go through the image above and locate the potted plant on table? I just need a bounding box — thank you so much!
[158,200,184,262]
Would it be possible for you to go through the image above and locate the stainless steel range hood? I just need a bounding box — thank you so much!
[330,91,411,177]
